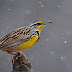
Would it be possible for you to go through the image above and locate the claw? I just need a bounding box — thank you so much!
[12,51,23,65]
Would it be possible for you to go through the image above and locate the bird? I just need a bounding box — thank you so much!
[0,21,53,55]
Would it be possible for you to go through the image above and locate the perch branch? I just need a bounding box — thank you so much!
[11,53,31,72]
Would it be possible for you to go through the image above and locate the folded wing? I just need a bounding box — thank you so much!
[0,26,31,50]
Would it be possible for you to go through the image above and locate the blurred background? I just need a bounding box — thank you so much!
[0,0,72,72]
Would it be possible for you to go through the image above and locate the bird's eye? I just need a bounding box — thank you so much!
[37,23,41,25]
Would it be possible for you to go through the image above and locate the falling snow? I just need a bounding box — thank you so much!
[58,6,60,7]
[60,56,67,61]
[38,2,41,4]
[8,9,10,10]
[41,5,44,7]
[64,41,67,43]
[50,51,56,56]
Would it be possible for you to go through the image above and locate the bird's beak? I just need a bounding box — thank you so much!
[42,21,53,25]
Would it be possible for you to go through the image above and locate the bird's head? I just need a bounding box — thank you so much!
[30,21,53,33]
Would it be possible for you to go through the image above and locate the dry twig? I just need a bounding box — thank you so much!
[11,53,31,72]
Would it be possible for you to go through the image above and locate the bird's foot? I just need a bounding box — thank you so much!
[11,51,23,64]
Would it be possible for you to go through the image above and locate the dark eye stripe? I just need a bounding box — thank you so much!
[33,23,41,26]
[30,23,42,27]
[37,23,41,25]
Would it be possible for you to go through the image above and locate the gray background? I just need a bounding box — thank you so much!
[0,0,72,72]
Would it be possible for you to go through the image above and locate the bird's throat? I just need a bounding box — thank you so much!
[38,25,44,37]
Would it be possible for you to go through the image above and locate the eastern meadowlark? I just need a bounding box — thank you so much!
[0,21,53,55]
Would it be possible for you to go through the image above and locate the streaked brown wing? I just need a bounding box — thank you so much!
[0,26,31,50]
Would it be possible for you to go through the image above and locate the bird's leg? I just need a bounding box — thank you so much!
[12,51,23,65]
[7,50,21,55]
[13,51,23,60]
[7,50,23,64]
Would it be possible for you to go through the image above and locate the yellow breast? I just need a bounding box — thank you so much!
[15,35,39,50]
[15,25,44,51]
